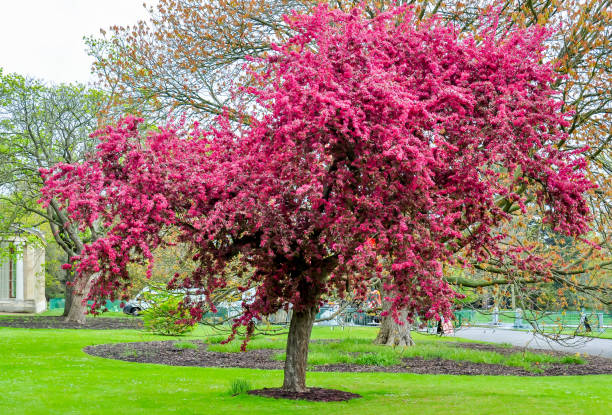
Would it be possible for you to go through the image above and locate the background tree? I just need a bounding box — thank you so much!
[0,70,105,322]
[44,5,594,392]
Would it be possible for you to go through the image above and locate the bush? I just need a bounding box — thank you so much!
[142,297,195,336]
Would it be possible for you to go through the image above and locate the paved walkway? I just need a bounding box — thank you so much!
[452,327,612,358]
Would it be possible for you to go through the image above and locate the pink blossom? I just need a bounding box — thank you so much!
[40,4,593,335]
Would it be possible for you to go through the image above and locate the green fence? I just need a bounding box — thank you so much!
[47,298,123,312]
[48,298,65,310]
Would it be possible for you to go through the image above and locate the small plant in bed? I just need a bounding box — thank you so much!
[228,379,252,396]
[206,335,230,345]
[173,341,198,350]
[121,349,141,359]
[561,354,587,365]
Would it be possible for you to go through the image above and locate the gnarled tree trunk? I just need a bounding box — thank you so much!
[63,275,94,324]
[64,289,88,324]
[374,308,415,347]
[62,275,88,322]
[374,291,415,347]
[282,306,317,392]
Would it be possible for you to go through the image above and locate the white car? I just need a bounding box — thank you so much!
[122,286,207,316]
[122,287,155,316]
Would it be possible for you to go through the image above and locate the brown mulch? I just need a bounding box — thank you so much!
[0,316,143,330]
[248,387,361,402]
[85,341,284,369]
[83,340,612,376]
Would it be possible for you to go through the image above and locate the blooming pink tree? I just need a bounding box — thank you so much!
[41,5,592,392]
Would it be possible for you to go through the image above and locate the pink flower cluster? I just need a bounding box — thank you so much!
[40,4,593,337]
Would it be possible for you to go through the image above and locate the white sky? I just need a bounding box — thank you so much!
[0,0,156,85]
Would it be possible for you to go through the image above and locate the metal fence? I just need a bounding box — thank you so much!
[200,305,381,326]
[47,296,611,334]
[453,309,612,330]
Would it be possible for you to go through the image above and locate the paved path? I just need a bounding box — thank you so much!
[452,327,612,358]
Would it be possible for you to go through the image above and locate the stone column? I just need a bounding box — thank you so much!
[492,306,499,326]
[514,308,523,329]
[16,246,24,301]
[597,313,604,333]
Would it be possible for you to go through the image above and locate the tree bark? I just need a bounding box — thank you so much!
[62,282,74,317]
[282,306,317,392]
[64,289,87,324]
[63,275,94,324]
[374,308,415,347]
[47,207,92,322]
[372,288,415,347]
[62,268,88,322]
[62,284,89,322]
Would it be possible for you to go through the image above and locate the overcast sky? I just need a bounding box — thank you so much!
[0,0,156,85]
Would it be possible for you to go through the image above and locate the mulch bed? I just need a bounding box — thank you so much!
[85,340,284,369]
[83,340,612,376]
[0,316,143,330]
[248,387,361,402]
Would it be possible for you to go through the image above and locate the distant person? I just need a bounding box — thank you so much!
[584,316,592,332]
[579,312,592,333]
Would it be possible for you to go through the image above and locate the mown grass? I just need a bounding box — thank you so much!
[583,331,612,339]
[551,328,612,340]
[0,325,610,414]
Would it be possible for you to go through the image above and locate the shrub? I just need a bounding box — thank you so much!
[142,297,195,336]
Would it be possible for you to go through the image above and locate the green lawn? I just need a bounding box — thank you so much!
[582,331,612,339]
[0,325,610,415]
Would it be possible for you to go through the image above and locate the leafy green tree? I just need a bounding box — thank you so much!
[0,69,105,322]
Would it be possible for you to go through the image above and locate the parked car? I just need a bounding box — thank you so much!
[122,286,210,316]
[122,287,155,316]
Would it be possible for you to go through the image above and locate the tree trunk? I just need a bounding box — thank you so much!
[63,275,94,324]
[374,308,415,347]
[62,282,74,317]
[282,306,317,392]
[62,272,88,323]
[64,289,87,324]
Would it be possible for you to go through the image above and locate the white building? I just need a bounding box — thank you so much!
[0,230,46,313]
